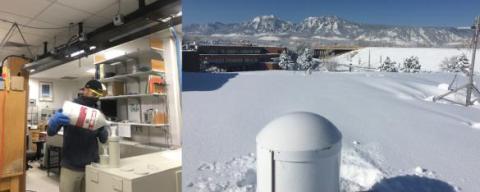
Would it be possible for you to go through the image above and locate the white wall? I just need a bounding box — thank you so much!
[29,78,90,119]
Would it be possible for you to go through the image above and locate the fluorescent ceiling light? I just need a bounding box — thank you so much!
[110,61,123,66]
[89,46,97,50]
[70,50,85,57]
[161,17,172,23]
[160,11,182,23]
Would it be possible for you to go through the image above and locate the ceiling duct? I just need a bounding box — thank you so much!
[24,0,181,74]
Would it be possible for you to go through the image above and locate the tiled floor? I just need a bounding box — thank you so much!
[26,162,59,192]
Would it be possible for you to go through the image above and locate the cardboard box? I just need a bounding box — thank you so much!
[30,130,40,141]
[151,59,165,72]
[94,54,106,65]
[109,82,124,96]
[10,76,24,91]
[150,38,164,50]
[37,121,48,132]
[153,112,168,124]
[29,130,41,151]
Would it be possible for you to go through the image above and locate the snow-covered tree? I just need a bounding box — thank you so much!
[456,54,470,74]
[278,50,294,70]
[401,56,421,73]
[441,54,470,74]
[441,56,458,72]
[200,59,209,71]
[324,60,339,72]
[378,57,397,72]
[204,66,226,73]
[296,48,315,71]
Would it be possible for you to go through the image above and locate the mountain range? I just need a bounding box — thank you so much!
[184,15,473,47]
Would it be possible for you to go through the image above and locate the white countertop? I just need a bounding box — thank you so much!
[87,149,181,180]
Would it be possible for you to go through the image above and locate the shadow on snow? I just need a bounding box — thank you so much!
[182,72,238,92]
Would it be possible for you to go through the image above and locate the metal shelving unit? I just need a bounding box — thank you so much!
[96,48,171,146]
[94,50,161,66]
[110,122,168,127]
[99,93,166,100]
[98,71,165,83]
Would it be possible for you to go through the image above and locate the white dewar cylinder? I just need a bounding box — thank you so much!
[62,101,109,130]
[256,112,342,192]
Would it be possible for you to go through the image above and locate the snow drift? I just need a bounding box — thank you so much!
[183,71,480,192]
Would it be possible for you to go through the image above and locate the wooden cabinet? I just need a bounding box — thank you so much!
[0,56,29,192]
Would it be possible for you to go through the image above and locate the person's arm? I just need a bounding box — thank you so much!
[47,109,70,136]
[96,127,109,144]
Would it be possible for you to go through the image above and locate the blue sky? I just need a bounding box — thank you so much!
[184,0,480,27]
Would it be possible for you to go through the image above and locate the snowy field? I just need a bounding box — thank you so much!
[182,71,480,192]
[334,47,480,72]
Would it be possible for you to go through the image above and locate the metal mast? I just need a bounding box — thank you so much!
[465,16,480,105]
[434,16,480,106]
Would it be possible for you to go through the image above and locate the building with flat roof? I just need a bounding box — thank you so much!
[313,46,359,59]
[183,45,285,72]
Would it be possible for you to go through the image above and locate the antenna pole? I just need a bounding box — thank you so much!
[466,16,480,105]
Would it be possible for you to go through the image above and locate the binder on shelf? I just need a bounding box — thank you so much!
[148,75,166,94]
[127,98,141,123]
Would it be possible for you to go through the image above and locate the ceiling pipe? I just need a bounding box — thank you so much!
[138,0,146,8]
[43,42,48,56]
[78,22,83,35]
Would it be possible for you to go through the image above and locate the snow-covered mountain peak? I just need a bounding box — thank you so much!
[184,15,474,47]
[251,15,277,23]
[245,15,293,33]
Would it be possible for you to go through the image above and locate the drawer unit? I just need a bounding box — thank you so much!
[86,149,181,192]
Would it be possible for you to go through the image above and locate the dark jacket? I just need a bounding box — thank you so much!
[47,97,109,171]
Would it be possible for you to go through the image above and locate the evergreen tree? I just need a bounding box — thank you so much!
[296,48,315,71]
[278,50,293,70]
[456,54,470,74]
[440,54,469,74]
[401,56,421,73]
[440,56,458,72]
[378,57,397,72]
